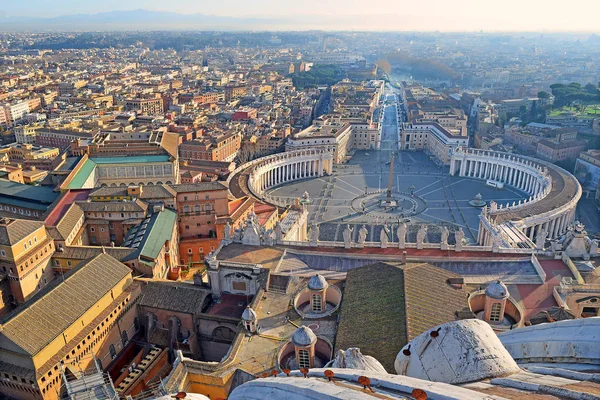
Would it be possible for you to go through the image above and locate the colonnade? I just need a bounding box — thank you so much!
[452,148,581,248]
[450,149,550,197]
[248,150,334,197]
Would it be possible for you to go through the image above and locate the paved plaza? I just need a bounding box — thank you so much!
[266,99,531,244]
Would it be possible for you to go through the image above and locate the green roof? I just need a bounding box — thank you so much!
[91,155,170,164]
[66,158,97,189]
[0,180,59,210]
[66,155,172,189]
[138,208,177,261]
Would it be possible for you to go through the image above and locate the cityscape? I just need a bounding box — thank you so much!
[0,3,599,400]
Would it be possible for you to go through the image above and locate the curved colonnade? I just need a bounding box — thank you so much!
[451,148,581,247]
[235,150,334,202]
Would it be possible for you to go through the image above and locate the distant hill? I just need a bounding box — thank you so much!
[0,9,407,32]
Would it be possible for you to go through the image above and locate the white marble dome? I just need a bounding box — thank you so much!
[485,280,509,300]
[292,326,317,347]
[307,274,328,291]
[394,319,520,384]
[241,306,257,322]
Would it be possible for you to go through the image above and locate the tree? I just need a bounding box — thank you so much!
[537,91,550,99]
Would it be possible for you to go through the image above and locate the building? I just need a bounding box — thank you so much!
[400,123,469,164]
[536,139,588,162]
[0,218,56,312]
[121,205,179,279]
[285,120,355,164]
[0,253,140,400]
[179,132,241,162]
[0,143,59,163]
[124,96,164,115]
[172,182,230,266]
[0,180,60,220]
[574,149,600,193]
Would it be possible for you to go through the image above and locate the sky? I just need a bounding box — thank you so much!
[1,0,599,32]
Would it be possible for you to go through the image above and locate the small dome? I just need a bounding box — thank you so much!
[307,274,328,291]
[291,326,317,347]
[485,280,509,300]
[241,306,257,321]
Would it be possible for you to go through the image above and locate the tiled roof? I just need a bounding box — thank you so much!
[0,218,45,246]
[169,182,227,193]
[52,203,84,241]
[335,262,468,372]
[0,253,131,356]
[76,199,148,213]
[89,184,176,199]
[51,246,136,261]
[139,281,209,314]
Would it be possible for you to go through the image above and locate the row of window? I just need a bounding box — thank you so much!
[0,204,40,217]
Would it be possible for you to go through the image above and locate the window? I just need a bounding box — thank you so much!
[67,261,72,267]
[0,250,5,256]
[489,303,502,322]
[188,248,192,254]
[298,349,310,368]
[90,227,95,232]
[311,294,322,313]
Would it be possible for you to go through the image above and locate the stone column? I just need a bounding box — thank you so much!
[450,158,456,175]
[459,159,466,176]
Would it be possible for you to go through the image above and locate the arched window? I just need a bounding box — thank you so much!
[205,203,212,212]
[489,303,502,322]
[195,205,201,213]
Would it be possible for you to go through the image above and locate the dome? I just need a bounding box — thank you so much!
[328,348,387,374]
[485,280,509,300]
[394,319,520,384]
[291,326,317,347]
[307,274,329,291]
[241,306,257,322]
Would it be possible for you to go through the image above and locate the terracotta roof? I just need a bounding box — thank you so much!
[0,253,131,356]
[139,281,209,314]
[0,218,45,246]
[335,262,468,372]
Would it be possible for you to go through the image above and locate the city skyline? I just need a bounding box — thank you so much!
[1,0,600,32]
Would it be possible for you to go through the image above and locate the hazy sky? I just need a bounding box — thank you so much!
[2,0,599,32]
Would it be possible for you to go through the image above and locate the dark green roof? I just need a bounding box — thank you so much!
[334,262,468,373]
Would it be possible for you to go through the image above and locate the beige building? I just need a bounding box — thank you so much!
[0,253,140,400]
[0,218,56,312]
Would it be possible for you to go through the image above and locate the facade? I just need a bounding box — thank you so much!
[179,132,241,162]
[0,253,139,400]
[0,218,55,310]
[401,123,469,164]
[124,97,164,115]
[172,182,230,266]
[536,139,588,162]
[574,149,600,193]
